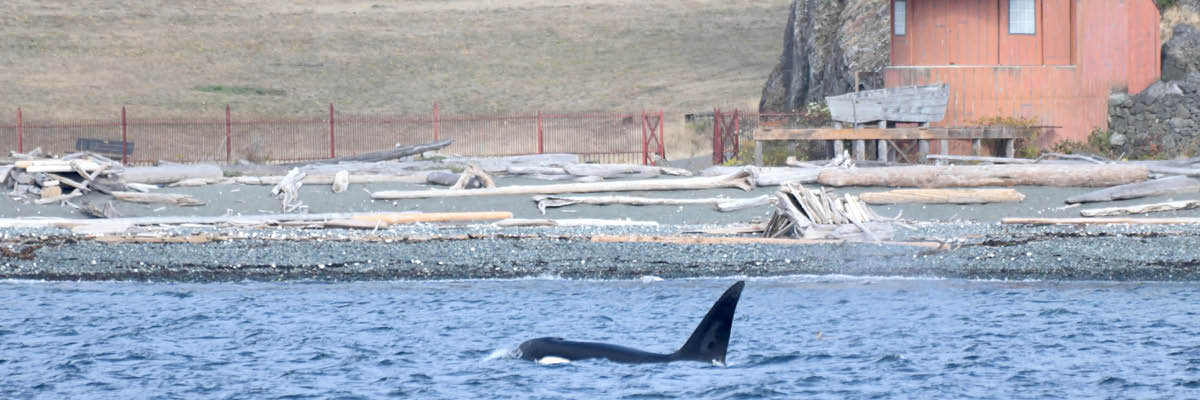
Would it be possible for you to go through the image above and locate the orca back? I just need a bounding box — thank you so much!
[673,281,744,364]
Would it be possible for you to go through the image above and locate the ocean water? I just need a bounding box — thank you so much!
[1,276,1198,399]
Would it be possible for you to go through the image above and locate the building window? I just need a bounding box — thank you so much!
[894,1,906,36]
[1009,0,1036,35]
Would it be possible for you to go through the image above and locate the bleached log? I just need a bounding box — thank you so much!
[860,189,1026,204]
[528,174,576,181]
[925,154,1037,164]
[531,194,771,214]
[1080,200,1200,217]
[442,153,581,173]
[505,166,566,176]
[370,170,756,200]
[450,164,496,190]
[331,170,350,193]
[1064,175,1200,204]
[45,173,91,193]
[234,173,428,186]
[34,190,83,205]
[111,191,206,206]
[124,183,158,193]
[563,164,661,178]
[168,178,220,187]
[1002,217,1200,225]
[715,195,775,212]
[702,166,820,186]
[1147,166,1200,177]
[18,159,103,173]
[122,164,224,184]
[282,139,452,166]
[350,211,513,225]
[271,168,306,212]
[589,233,934,247]
[0,165,13,184]
[818,164,1149,187]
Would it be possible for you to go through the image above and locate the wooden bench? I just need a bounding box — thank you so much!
[752,123,1036,164]
[75,138,134,159]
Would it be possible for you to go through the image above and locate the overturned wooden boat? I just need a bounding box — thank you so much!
[825,83,948,124]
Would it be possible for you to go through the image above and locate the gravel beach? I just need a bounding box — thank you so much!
[4,173,1200,282]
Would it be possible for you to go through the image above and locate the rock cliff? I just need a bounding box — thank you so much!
[759,0,889,113]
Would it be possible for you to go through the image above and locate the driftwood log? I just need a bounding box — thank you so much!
[531,194,773,214]
[123,164,225,185]
[702,166,820,186]
[271,168,306,212]
[818,164,1149,187]
[111,191,206,206]
[1080,200,1200,217]
[350,211,513,225]
[859,189,1026,204]
[1002,217,1200,225]
[331,170,350,193]
[925,154,1037,164]
[1064,175,1200,204]
[370,170,756,200]
[283,139,452,166]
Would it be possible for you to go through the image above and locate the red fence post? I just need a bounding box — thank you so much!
[536,110,544,154]
[657,110,665,161]
[432,102,440,141]
[16,107,22,154]
[225,105,232,164]
[328,103,335,159]
[121,106,128,165]
[730,109,739,160]
[641,110,649,165]
[713,108,723,164]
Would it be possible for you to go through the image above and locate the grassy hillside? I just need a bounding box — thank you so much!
[0,0,789,158]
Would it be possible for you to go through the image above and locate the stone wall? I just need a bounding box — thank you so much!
[1108,24,1200,158]
[759,0,889,113]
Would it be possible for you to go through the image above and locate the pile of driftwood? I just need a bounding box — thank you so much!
[761,183,895,241]
[3,149,123,205]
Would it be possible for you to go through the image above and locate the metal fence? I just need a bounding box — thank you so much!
[700,108,832,164]
[0,105,666,165]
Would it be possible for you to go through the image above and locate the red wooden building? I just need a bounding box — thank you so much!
[886,0,1160,146]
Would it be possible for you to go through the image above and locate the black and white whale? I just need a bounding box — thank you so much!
[516,281,745,365]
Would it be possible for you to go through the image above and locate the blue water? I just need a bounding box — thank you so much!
[2,277,1198,399]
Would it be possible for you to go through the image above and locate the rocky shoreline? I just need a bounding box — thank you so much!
[3,222,1200,282]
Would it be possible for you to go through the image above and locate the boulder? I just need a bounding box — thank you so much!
[1163,24,1200,82]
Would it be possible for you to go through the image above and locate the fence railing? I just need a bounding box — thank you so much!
[0,105,666,165]
[699,109,831,164]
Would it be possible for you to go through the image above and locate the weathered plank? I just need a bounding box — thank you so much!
[1064,175,1200,204]
[1002,217,1200,225]
[819,165,1148,188]
[859,189,1026,204]
[1080,200,1200,217]
[754,126,1036,141]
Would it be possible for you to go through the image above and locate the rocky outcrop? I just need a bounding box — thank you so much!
[1163,24,1200,81]
[759,0,889,113]
[1108,75,1200,158]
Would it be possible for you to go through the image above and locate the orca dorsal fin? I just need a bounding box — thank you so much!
[674,281,744,365]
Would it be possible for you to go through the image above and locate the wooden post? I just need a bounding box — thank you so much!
[16,107,22,154]
[225,104,232,164]
[432,102,440,141]
[853,139,866,161]
[1004,139,1016,158]
[641,110,649,165]
[536,110,544,154]
[754,140,763,166]
[832,122,844,157]
[328,103,335,159]
[972,139,982,156]
[121,106,128,165]
[939,139,949,156]
[876,120,888,162]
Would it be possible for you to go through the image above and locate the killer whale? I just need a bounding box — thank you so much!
[517,281,745,365]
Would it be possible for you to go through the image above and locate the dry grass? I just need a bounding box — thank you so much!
[0,0,789,159]
[1162,5,1200,42]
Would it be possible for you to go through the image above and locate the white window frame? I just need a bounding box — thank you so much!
[894,1,907,36]
[1009,0,1036,35]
